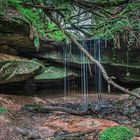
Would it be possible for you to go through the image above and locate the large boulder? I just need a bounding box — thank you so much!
[0,53,43,84]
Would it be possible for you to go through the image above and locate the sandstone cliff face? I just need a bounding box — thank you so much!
[0,17,77,87]
[0,16,139,93]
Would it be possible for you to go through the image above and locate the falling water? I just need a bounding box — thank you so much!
[81,40,88,107]
[63,39,107,105]
[94,39,103,99]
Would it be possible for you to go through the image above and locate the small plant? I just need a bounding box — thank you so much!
[98,125,133,140]
[0,106,7,114]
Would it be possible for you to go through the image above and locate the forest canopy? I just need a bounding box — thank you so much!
[0,0,139,46]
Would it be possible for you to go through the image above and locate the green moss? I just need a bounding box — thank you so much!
[47,21,65,41]
[0,107,7,114]
[35,66,77,80]
[98,126,133,140]
[23,104,46,110]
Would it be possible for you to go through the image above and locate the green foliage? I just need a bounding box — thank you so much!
[47,22,65,41]
[0,106,7,114]
[9,0,47,38]
[98,126,133,140]
[4,0,65,44]
[95,18,133,39]
[34,36,40,48]
[92,0,140,39]
[0,0,139,41]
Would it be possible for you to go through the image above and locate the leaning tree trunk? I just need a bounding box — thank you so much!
[47,13,140,99]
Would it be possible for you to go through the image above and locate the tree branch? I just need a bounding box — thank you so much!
[21,2,67,12]
[56,11,93,37]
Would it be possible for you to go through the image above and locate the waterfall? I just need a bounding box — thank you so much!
[81,40,88,107]
[93,39,103,99]
[93,39,108,99]
[63,39,107,104]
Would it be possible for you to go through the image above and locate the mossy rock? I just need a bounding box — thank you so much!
[34,66,77,80]
[98,126,133,140]
[0,53,43,84]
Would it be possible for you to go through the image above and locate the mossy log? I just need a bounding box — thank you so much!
[23,104,96,116]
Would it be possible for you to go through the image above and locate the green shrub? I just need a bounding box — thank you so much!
[98,125,133,140]
[0,106,7,114]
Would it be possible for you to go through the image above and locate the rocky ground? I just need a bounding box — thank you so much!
[0,92,140,140]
